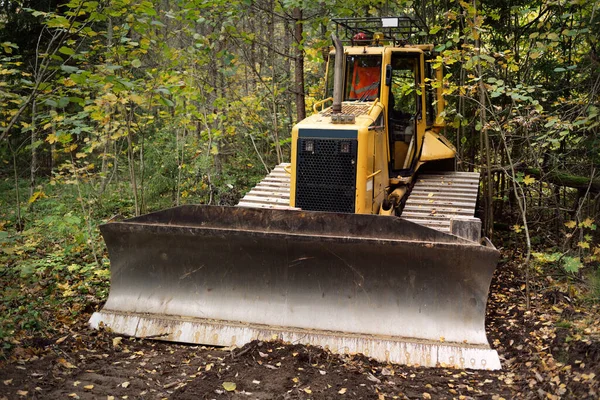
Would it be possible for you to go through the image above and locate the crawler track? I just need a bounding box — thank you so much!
[402,171,480,232]
[237,163,297,210]
[238,164,480,233]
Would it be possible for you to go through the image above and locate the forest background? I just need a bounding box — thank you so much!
[0,0,599,354]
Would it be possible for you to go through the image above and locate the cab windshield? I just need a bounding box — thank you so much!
[326,55,382,102]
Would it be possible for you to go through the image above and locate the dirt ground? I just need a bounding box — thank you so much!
[0,261,598,399]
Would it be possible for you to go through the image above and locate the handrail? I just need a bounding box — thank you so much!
[366,170,381,179]
[312,97,334,113]
[367,98,380,115]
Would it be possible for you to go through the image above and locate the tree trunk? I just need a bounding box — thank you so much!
[29,99,37,198]
[293,7,306,122]
[99,17,113,196]
[284,16,294,133]
[474,0,493,239]
[522,168,600,193]
[126,108,139,216]
[8,140,23,231]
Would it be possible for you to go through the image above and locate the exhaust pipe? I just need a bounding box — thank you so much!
[331,34,344,114]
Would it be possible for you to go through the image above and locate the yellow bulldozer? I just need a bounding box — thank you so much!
[90,16,501,370]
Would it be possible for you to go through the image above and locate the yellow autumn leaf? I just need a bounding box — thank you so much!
[104,93,118,103]
[339,388,347,394]
[581,217,594,228]
[28,190,46,204]
[112,337,122,348]
[577,241,590,249]
[512,224,523,233]
[523,175,535,185]
[57,358,77,369]
[222,382,236,392]
[83,385,94,390]
[303,387,312,394]
[564,220,577,229]
[547,33,559,41]
[129,94,144,105]
[55,335,68,344]
[46,133,58,144]
[75,152,87,159]
[63,77,76,87]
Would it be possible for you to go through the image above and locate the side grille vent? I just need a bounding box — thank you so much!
[296,139,357,213]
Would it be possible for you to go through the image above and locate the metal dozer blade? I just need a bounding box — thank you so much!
[90,205,501,370]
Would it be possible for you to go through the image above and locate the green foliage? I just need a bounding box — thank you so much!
[0,0,297,351]
[0,178,111,355]
[588,268,600,302]
[562,256,584,274]
[531,215,598,298]
[1,0,599,349]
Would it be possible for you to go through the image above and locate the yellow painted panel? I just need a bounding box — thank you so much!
[394,141,409,169]
[372,127,389,214]
[289,126,299,207]
[356,127,370,214]
[420,130,456,162]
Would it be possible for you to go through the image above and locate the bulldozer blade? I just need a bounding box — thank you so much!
[90,205,501,370]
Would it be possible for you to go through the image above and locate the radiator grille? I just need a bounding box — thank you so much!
[296,139,357,213]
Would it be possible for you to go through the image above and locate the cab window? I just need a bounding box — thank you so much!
[325,55,382,101]
[389,56,418,118]
[345,55,381,101]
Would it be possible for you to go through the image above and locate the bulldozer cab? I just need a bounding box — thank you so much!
[324,47,429,176]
